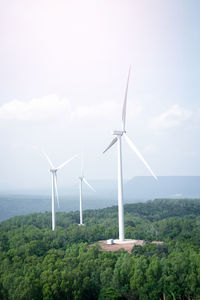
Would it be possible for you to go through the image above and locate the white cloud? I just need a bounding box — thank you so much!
[0,95,71,121]
[0,95,132,123]
[71,101,120,120]
[0,94,142,132]
[150,105,192,129]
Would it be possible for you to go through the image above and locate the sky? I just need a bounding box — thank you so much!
[0,0,200,191]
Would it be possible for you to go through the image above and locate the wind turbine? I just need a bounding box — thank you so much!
[103,67,157,242]
[78,155,95,225]
[43,151,78,231]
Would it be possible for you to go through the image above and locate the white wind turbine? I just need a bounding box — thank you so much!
[78,155,95,225]
[43,151,78,231]
[103,67,157,242]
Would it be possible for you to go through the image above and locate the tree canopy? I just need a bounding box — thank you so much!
[0,198,200,299]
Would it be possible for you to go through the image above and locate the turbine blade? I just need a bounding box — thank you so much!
[122,66,131,131]
[56,154,78,170]
[54,173,60,208]
[81,152,84,177]
[103,137,118,154]
[124,133,158,180]
[43,150,54,169]
[83,178,96,192]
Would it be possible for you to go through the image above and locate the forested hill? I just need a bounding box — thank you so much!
[1,199,200,299]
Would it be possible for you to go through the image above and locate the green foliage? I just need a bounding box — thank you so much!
[132,243,168,258]
[0,198,200,299]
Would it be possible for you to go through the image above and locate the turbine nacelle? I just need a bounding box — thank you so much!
[50,169,57,173]
[79,176,83,181]
[112,130,125,136]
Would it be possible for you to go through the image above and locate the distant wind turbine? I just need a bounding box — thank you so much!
[103,67,157,242]
[43,151,78,231]
[78,154,95,225]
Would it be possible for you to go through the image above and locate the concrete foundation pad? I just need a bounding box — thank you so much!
[113,239,139,244]
[90,239,163,254]
[98,239,146,254]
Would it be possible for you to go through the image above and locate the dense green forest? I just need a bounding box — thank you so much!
[0,198,200,299]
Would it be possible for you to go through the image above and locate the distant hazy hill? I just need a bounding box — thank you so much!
[4,176,199,200]
[0,176,200,222]
[125,176,200,199]
[83,176,200,200]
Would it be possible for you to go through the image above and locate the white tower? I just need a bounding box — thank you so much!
[78,155,95,225]
[103,67,157,242]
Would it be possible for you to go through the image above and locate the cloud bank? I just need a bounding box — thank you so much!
[150,105,193,129]
[0,95,198,134]
[0,95,139,123]
[0,95,71,121]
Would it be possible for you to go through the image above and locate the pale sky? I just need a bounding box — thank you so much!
[0,0,200,191]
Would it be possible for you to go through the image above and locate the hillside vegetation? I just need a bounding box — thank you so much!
[0,199,200,299]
